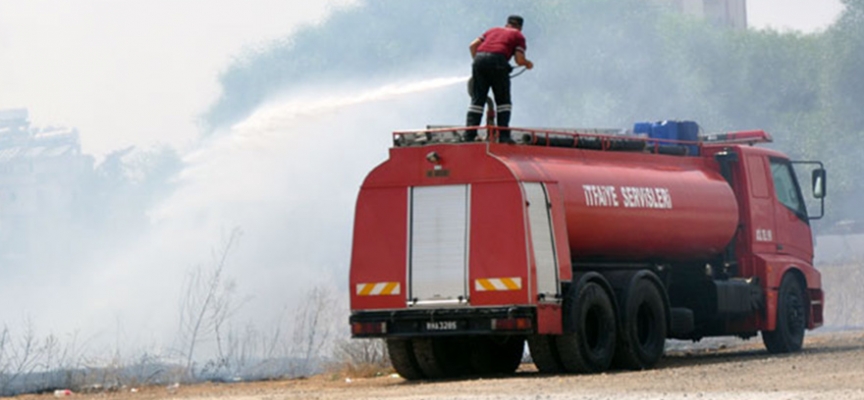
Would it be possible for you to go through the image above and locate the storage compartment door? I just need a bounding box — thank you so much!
[409,184,469,305]
[523,182,559,300]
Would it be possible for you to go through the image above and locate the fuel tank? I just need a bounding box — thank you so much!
[498,146,739,262]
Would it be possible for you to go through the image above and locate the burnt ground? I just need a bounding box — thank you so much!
[15,329,864,400]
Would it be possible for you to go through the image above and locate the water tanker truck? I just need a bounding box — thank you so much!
[348,122,827,379]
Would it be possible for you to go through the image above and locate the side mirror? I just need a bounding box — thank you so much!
[812,168,827,199]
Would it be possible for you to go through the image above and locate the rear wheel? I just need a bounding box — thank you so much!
[527,335,565,374]
[762,274,807,353]
[412,337,471,379]
[468,335,525,375]
[613,278,667,370]
[386,338,425,380]
[555,282,617,373]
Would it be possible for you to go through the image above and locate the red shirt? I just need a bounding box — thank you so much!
[476,27,527,59]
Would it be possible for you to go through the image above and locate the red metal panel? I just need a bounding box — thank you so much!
[752,254,822,331]
[536,303,563,334]
[349,187,408,310]
[366,143,512,188]
[353,144,527,312]
[757,255,821,290]
[468,181,531,306]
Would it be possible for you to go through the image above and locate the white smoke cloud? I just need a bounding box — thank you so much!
[0,74,470,357]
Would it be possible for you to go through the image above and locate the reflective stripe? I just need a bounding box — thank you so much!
[356,282,401,296]
[467,105,484,114]
[497,104,512,112]
[478,279,497,291]
[475,277,522,291]
[359,284,375,296]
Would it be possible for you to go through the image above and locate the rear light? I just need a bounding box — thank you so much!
[351,322,387,336]
[491,317,533,331]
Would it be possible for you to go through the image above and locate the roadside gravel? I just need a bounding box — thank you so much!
[16,330,864,400]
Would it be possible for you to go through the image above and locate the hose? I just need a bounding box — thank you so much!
[510,66,527,78]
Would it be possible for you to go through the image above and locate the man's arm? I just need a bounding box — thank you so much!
[469,38,483,58]
[514,50,534,70]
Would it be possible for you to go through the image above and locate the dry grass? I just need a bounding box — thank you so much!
[325,338,392,379]
[819,258,864,328]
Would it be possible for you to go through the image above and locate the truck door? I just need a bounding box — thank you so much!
[523,182,560,301]
[768,157,814,262]
[408,184,470,306]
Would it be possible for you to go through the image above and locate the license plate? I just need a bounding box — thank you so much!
[425,321,458,331]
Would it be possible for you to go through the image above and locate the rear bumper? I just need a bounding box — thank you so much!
[349,306,536,338]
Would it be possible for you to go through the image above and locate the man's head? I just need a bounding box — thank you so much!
[507,15,524,30]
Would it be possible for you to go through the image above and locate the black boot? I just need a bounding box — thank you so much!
[465,111,483,142]
[497,110,513,143]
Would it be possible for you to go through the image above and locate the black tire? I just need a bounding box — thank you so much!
[412,337,471,379]
[555,282,617,373]
[762,274,807,353]
[613,278,667,370]
[527,335,565,374]
[468,335,525,375]
[386,338,426,380]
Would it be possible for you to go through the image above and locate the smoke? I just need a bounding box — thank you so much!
[0,74,469,358]
[148,74,469,326]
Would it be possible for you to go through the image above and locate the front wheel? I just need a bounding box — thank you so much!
[762,274,807,353]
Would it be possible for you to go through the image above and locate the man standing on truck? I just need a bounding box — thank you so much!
[465,15,534,144]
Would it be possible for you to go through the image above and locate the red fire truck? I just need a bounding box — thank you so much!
[348,123,827,379]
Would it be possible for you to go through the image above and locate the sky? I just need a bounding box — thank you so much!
[0,0,357,158]
[0,0,846,159]
[748,0,845,32]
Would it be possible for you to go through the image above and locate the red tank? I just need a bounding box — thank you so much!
[499,147,739,262]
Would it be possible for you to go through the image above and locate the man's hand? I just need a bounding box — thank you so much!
[514,50,533,70]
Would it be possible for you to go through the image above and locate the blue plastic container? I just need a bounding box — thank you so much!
[633,122,653,136]
[634,120,701,156]
[651,120,678,141]
[677,120,700,155]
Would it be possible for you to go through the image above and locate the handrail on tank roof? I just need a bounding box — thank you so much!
[391,126,772,151]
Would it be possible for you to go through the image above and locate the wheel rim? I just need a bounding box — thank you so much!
[786,290,805,334]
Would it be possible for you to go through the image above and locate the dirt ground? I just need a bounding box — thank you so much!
[15,329,864,400]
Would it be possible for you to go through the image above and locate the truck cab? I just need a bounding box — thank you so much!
[704,141,826,340]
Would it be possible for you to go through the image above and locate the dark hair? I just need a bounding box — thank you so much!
[507,15,524,29]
